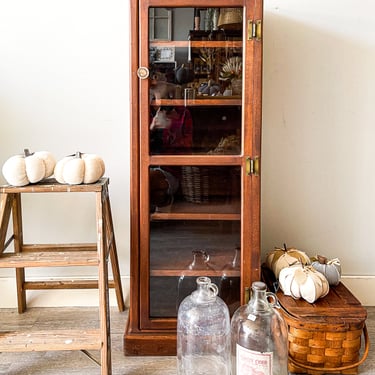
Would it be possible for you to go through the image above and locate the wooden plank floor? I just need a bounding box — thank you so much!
[0,306,374,374]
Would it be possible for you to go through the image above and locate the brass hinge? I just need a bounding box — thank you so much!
[244,286,250,304]
[247,20,262,41]
[246,156,260,176]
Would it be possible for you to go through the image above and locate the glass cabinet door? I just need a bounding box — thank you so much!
[138,2,259,330]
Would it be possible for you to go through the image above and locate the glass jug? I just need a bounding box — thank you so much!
[177,276,231,375]
[220,246,241,315]
[231,281,288,375]
[176,249,214,311]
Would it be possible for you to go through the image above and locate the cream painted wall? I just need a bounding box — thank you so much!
[0,0,131,298]
[261,0,375,277]
[0,0,374,306]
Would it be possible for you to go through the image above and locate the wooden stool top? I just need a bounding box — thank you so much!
[0,178,109,194]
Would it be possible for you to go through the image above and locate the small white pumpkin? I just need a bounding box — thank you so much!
[264,244,311,279]
[311,255,341,286]
[2,149,56,186]
[54,151,105,185]
[279,263,330,303]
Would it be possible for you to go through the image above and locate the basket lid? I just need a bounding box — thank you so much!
[277,282,367,326]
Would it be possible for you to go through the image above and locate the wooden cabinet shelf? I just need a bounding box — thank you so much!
[150,40,242,48]
[151,97,241,106]
[150,269,240,277]
[149,155,243,165]
[152,212,240,220]
[151,199,241,220]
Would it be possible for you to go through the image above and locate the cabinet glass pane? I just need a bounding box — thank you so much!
[149,163,242,319]
[150,166,241,213]
[150,106,241,155]
[149,7,243,156]
[149,220,241,318]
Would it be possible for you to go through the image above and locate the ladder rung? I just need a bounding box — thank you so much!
[23,280,116,289]
[0,251,99,268]
[22,243,97,252]
[0,329,102,352]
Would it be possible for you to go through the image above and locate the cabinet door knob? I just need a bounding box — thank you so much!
[137,67,149,79]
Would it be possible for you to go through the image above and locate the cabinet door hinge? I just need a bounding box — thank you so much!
[247,20,262,41]
[244,286,250,304]
[246,157,260,176]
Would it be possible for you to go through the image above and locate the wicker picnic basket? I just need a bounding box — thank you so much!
[275,283,369,375]
[181,166,209,203]
[181,166,240,204]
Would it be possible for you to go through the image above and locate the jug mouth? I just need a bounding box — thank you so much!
[196,276,211,284]
[252,281,267,291]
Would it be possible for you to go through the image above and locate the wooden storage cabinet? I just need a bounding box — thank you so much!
[125,0,263,355]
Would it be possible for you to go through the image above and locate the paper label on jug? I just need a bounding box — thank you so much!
[236,344,273,375]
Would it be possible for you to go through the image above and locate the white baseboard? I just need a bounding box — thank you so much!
[0,275,373,308]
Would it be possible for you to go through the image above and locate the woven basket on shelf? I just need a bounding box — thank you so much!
[181,166,209,204]
[181,166,239,204]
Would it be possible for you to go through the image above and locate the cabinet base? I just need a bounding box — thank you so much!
[124,329,177,356]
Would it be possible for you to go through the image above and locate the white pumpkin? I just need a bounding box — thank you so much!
[311,255,341,286]
[2,149,56,186]
[279,263,329,303]
[264,244,311,279]
[54,152,105,185]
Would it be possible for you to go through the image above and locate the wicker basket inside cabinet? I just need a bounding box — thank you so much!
[181,166,239,204]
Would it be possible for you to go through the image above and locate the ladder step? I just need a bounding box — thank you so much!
[0,251,99,268]
[23,280,116,289]
[22,243,97,252]
[0,329,102,352]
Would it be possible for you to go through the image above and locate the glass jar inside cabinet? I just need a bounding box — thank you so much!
[125,0,263,356]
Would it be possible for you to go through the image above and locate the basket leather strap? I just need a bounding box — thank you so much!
[288,324,370,373]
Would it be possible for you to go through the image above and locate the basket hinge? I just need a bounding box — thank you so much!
[246,157,260,176]
[247,20,262,41]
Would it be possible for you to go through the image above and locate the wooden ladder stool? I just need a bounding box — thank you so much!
[0,177,125,375]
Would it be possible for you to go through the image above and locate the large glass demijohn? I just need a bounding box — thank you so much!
[177,276,231,374]
[231,281,288,375]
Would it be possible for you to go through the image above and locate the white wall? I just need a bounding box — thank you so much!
[0,0,131,306]
[261,0,375,304]
[0,0,374,306]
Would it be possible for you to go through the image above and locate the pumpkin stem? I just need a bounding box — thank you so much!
[283,243,287,252]
[74,151,82,159]
[317,255,328,264]
[24,148,33,157]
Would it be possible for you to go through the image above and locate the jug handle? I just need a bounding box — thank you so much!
[209,282,219,297]
[266,292,280,308]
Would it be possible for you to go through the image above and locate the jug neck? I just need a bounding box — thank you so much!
[231,246,240,268]
[192,276,218,303]
[248,281,273,313]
